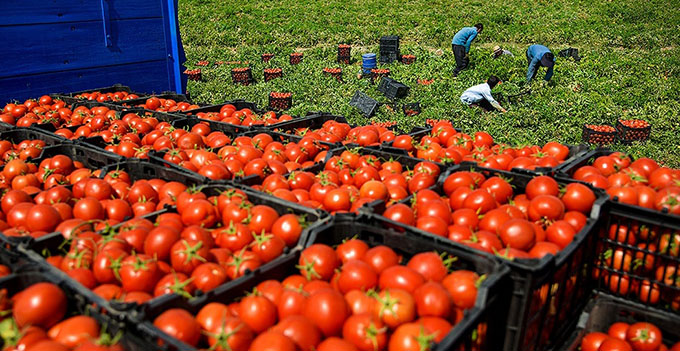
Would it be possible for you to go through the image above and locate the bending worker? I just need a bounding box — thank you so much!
[526,44,555,82]
[460,75,506,113]
[451,23,483,77]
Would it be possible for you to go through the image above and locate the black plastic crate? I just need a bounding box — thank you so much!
[378,77,410,99]
[590,200,680,312]
[268,92,293,110]
[289,52,304,65]
[184,68,202,81]
[264,67,283,82]
[52,84,145,105]
[553,148,614,179]
[554,293,680,351]
[231,67,255,85]
[403,102,421,116]
[322,67,343,81]
[0,127,70,146]
[583,124,617,145]
[261,53,274,62]
[379,51,400,64]
[102,159,205,187]
[380,35,400,48]
[0,271,166,351]
[135,214,508,351]
[616,119,651,143]
[401,54,416,64]
[350,90,380,117]
[337,44,351,57]
[34,143,124,170]
[372,163,609,351]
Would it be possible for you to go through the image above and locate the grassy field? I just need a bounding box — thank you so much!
[177,0,680,166]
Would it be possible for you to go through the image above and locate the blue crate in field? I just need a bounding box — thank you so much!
[0,0,187,104]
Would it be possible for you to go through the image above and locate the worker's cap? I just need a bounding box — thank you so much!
[541,53,555,68]
[493,45,501,52]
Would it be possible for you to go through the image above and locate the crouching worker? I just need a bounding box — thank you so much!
[460,75,507,113]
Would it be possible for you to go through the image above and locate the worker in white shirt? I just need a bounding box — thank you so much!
[460,75,507,113]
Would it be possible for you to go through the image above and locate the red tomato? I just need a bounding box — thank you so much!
[12,282,66,328]
[153,309,201,346]
[304,289,350,337]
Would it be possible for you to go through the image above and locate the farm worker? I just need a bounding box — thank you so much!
[451,23,483,77]
[526,44,555,82]
[460,75,507,113]
[493,45,514,59]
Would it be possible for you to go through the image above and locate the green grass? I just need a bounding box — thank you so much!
[178,0,680,166]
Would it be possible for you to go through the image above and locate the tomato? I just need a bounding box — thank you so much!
[413,282,453,318]
[277,288,308,320]
[336,239,369,263]
[562,183,596,213]
[119,254,160,293]
[317,337,359,351]
[303,289,349,337]
[13,282,66,328]
[388,322,436,351]
[407,252,449,283]
[48,315,99,348]
[608,322,630,340]
[362,246,399,274]
[342,313,387,351]
[528,195,565,221]
[626,322,662,351]
[546,220,577,249]
[24,340,71,351]
[462,189,497,214]
[271,315,322,351]
[191,262,227,292]
[580,332,609,351]
[239,295,278,333]
[153,309,201,346]
[383,203,415,226]
[598,338,632,351]
[299,244,339,281]
[498,218,536,250]
[144,225,181,261]
[442,270,478,309]
[248,331,296,351]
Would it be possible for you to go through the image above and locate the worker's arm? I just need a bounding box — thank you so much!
[482,90,507,113]
[526,57,540,82]
[464,31,477,53]
[544,66,554,81]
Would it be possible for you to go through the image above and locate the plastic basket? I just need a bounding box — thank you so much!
[231,67,255,85]
[135,214,509,351]
[403,102,421,116]
[289,53,304,65]
[261,53,274,62]
[372,163,609,351]
[582,124,617,145]
[554,293,680,350]
[616,120,651,143]
[350,90,380,117]
[378,77,409,99]
[268,92,293,110]
[553,148,614,179]
[0,271,163,351]
[401,54,416,64]
[590,199,680,311]
[264,67,283,82]
[0,127,70,146]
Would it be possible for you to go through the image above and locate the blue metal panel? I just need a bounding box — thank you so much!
[0,61,171,104]
[0,0,186,103]
[0,19,167,78]
[0,1,163,26]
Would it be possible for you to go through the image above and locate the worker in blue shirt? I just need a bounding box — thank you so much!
[526,44,555,83]
[451,24,483,77]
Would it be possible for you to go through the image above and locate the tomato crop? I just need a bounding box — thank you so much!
[580,320,672,351]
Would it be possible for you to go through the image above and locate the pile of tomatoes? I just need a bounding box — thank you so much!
[124,96,200,112]
[566,153,680,214]
[187,104,294,127]
[160,131,326,180]
[253,148,441,212]
[389,121,573,171]
[73,90,140,102]
[0,137,50,166]
[7,171,309,304]
[278,120,396,147]
[1,95,73,127]
[580,321,679,351]
[0,281,124,351]
[381,172,597,259]
[152,239,482,351]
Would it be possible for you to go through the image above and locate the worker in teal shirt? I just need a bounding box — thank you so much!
[526,44,555,82]
[451,24,483,77]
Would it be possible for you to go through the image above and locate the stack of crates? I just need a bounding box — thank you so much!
[380,35,400,63]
